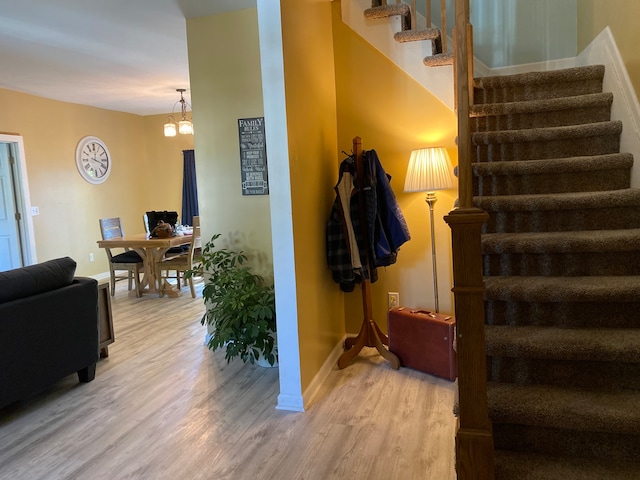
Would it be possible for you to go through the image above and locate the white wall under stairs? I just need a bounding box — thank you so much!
[342,0,455,110]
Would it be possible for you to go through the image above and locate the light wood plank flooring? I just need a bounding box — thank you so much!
[0,279,457,480]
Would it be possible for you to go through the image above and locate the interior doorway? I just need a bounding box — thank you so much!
[0,134,37,271]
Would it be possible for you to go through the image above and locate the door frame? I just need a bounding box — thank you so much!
[0,133,37,266]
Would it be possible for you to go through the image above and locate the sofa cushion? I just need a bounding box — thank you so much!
[0,257,77,304]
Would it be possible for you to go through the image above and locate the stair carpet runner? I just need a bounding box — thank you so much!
[472,65,640,479]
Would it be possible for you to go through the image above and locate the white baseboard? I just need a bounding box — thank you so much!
[577,27,640,188]
[276,393,305,412]
[299,336,352,410]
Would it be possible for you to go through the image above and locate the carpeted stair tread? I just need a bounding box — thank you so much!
[470,92,613,118]
[364,4,410,20]
[494,450,640,480]
[473,152,633,176]
[472,120,622,146]
[488,356,640,391]
[423,53,453,67]
[475,188,640,212]
[474,65,605,90]
[474,153,632,196]
[482,228,640,254]
[485,301,640,329]
[484,275,640,302]
[394,28,440,43]
[487,382,640,434]
[474,66,606,104]
[485,325,640,362]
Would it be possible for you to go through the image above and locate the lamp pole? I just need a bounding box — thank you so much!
[426,192,439,313]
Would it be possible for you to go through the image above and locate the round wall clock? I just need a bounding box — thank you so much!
[75,136,112,184]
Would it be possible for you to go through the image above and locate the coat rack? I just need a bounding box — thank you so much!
[337,137,400,370]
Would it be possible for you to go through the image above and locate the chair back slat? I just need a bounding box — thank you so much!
[100,217,124,240]
[188,216,201,260]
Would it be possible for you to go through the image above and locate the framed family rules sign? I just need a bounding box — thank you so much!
[238,117,269,196]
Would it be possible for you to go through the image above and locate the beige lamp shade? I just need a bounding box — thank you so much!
[178,119,194,135]
[164,121,177,137]
[403,147,455,193]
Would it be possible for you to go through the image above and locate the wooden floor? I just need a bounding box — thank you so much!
[0,279,457,480]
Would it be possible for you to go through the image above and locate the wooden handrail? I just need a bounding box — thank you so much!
[446,0,495,479]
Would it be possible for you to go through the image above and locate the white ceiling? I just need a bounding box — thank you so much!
[0,0,256,116]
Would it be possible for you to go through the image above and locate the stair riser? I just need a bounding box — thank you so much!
[472,105,611,132]
[493,424,640,462]
[475,134,620,163]
[474,79,603,105]
[485,300,640,328]
[474,169,630,196]
[482,205,640,234]
[483,251,640,276]
[487,357,640,392]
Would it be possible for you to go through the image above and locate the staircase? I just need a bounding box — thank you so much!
[472,64,640,479]
[348,1,640,477]
[364,0,453,66]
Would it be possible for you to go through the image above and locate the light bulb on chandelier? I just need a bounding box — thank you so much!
[163,88,193,137]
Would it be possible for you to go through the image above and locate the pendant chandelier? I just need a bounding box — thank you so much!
[163,88,194,137]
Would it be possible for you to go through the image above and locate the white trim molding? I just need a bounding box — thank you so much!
[301,337,352,409]
[577,27,640,188]
[0,134,37,266]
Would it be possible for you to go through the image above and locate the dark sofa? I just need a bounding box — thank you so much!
[0,257,99,409]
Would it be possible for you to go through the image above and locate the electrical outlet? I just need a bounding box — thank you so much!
[388,292,399,309]
[89,253,94,262]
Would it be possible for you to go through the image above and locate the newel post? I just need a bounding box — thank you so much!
[445,209,494,480]
[447,0,495,478]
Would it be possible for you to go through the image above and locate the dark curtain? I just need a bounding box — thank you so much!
[181,149,199,225]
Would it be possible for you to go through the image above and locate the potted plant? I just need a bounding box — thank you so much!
[187,234,277,366]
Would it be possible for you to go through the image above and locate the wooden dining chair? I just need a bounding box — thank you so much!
[155,216,201,298]
[99,217,143,297]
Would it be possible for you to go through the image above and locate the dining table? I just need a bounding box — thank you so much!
[97,232,193,296]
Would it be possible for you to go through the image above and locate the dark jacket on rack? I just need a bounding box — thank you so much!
[326,149,410,292]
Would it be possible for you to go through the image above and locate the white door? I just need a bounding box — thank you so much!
[0,144,23,271]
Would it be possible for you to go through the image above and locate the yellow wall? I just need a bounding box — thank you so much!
[578,0,640,96]
[143,113,195,215]
[280,0,345,389]
[0,87,192,277]
[186,9,272,276]
[332,2,459,333]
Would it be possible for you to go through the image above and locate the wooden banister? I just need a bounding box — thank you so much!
[445,0,495,478]
[426,0,432,27]
[440,0,447,53]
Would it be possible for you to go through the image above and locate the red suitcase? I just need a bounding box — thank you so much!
[387,307,457,380]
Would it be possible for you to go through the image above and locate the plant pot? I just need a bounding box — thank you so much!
[256,331,278,367]
[256,356,278,368]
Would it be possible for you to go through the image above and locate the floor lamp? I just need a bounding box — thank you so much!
[404,147,455,313]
